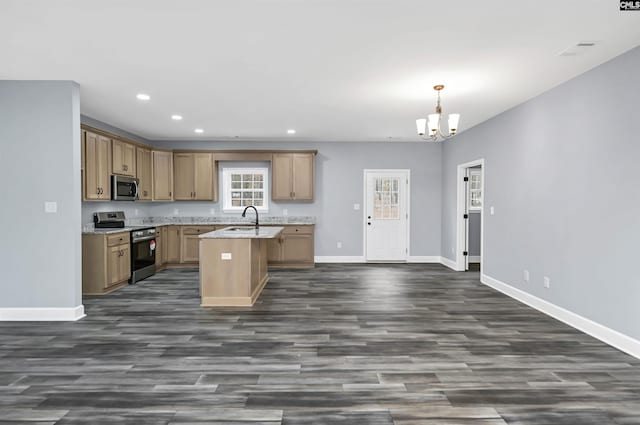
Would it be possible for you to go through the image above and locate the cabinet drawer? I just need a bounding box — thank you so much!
[281,225,314,235]
[106,233,130,247]
[182,226,216,235]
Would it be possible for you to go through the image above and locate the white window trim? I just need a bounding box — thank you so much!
[222,167,269,213]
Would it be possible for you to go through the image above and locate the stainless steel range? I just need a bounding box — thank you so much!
[93,211,156,283]
[130,227,156,283]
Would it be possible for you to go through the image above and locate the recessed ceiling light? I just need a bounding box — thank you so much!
[171,115,183,120]
[136,93,150,101]
[287,129,296,134]
[194,128,204,134]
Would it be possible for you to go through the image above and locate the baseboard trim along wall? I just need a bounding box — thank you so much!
[440,256,458,270]
[0,305,85,321]
[314,256,443,264]
[481,273,640,360]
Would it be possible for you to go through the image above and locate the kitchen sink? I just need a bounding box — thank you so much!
[224,226,258,232]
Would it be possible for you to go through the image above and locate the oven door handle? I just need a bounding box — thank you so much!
[132,236,156,243]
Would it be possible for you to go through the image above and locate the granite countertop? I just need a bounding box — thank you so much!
[83,216,315,234]
[199,226,284,239]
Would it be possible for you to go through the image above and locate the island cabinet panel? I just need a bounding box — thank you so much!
[136,147,152,200]
[152,151,174,201]
[82,232,130,295]
[166,226,181,263]
[266,238,283,262]
[173,153,216,201]
[181,226,217,263]
[271,153,315,201]
[112,139,136,177]
[84,131,112,201]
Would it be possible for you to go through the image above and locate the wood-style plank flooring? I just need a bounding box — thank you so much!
[1,264,639,424]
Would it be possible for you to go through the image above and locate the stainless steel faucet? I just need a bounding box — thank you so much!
[242,206,259,229]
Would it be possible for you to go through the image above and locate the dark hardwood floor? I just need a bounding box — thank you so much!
[1,264,639,424]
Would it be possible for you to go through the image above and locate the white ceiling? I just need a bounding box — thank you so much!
[1,0,639,142]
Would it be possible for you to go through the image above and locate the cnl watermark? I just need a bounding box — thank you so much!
[620,1,640,10]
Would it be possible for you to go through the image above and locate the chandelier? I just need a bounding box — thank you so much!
[415,85,460,142]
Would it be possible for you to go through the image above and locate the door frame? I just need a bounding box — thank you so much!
[363,169,411,262]
[455,159,485,272]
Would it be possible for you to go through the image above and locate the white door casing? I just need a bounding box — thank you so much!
[364,169,409,261]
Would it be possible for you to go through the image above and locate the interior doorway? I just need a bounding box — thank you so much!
[364,169,410,262]
[456,160,484,272]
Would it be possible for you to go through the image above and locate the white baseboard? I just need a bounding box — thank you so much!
[407,256,442,263]
[314,256,365,263]
[440,256,458,270]
[481,273,640,360]
[0,305,85,321]
[468,255,481,263]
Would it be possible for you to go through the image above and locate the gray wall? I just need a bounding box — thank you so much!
[441,46,640,339]
[147,140,443,257]
[469,212,481,258]
[0,81,82,309]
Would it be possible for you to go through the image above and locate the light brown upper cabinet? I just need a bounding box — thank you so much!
[173,153,216,201]
[136,147,152,200]
[84,131,112,201]
[112,139,136,177]
[271,153,315,201]
[152,150,174,201]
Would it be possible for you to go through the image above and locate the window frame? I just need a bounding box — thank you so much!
[222,167,270,213]
[468,168,482,211]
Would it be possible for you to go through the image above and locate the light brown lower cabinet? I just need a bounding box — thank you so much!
[155,230,163,269]
[166,226,182,263]
[82,232,131,295]
[265,225,315,268]
[181,226,217,263]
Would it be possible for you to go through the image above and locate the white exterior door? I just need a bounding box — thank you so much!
[365,170,409,261]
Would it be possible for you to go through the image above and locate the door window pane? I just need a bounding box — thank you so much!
[373,177,400,220]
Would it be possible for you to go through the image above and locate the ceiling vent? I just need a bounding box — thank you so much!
[559,41,598,56]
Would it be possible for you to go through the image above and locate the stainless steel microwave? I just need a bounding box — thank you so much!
[111,175,139,201]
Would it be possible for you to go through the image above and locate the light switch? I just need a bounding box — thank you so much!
[221,253,232,260]
[490,206,495,215]
[44,201,57,213]
[353,203,360,210]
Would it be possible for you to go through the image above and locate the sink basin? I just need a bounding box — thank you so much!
[224,226,258,232]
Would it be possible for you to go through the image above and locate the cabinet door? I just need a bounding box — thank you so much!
[161,227,169,264]
[193,153,214,200]
[166,226,181,263]
[272,154,293,200]
[85,132,111,200]
[282,234,314,263]
[181,234,200,263]
[107,245,122,288]
[173,153,195,200]
[112,140,135,176]
[155,234,163,267]
[292,153,314,200]
[266,237,283,263]
[136,147,152,200]
[153,151,174,201]
[119,244,131,282]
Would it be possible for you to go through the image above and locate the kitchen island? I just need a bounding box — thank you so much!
[199,226,284,307]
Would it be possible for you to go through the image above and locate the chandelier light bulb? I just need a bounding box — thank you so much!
[415,85,460,142]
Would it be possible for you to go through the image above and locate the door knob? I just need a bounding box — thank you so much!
[367,216,371,219]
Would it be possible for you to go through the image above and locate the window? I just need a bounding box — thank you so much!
[373,177,400,220]
[468,168,482,211]
[222,168,269,212]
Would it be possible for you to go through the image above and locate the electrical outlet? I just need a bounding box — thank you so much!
[134,208,140,216]
[523,270,530,283]
[283,209,288,216]
[353,203,360,210]
[209,208,216,215]
[44,201,57,213]
[173,208,179,215]
[451,247,455,254]
[544,276,550,289]
[337,241,342,249]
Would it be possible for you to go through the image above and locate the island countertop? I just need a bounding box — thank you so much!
[199,226,284,239]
